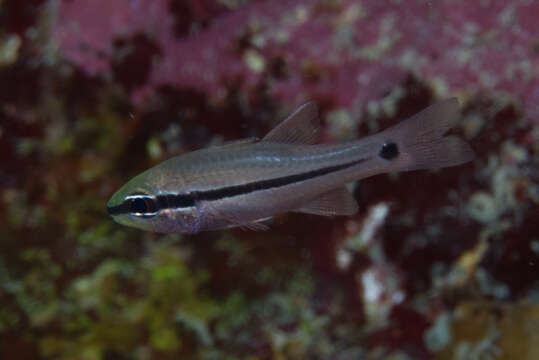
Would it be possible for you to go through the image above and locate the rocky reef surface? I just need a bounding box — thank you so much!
[1,0,538,359]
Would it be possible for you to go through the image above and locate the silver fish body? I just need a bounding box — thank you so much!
[107,99,474,233]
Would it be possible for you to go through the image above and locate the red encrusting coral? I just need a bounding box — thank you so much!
[53,0,539,121]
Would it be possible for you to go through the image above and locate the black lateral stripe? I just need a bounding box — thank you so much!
[106,193,195,216]
[163,194,195,208]
[191,157,364,202]
[107,158,365,215]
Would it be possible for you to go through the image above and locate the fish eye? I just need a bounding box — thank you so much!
[130,198,149,213]
[127,194,157,217]
[379,141,399,160]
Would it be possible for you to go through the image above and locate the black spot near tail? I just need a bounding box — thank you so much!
[379,141,399,160]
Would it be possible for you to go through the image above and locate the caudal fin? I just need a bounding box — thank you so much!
[375,98,475,172]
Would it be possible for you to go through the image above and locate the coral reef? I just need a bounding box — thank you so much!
[0,0,538,359]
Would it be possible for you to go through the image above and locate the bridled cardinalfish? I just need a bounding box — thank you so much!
[107,99,474,233]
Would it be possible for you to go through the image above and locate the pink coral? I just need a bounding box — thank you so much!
[53,0,538,118]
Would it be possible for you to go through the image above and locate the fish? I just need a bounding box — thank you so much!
[106,98,474,233]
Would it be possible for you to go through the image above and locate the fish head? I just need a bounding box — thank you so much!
[106,165,200,233]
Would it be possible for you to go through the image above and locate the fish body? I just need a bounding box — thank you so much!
[107,99,474,233]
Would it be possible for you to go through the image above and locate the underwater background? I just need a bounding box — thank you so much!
[1,0,538,359]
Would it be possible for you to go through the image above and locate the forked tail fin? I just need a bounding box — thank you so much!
[373,98,475,172]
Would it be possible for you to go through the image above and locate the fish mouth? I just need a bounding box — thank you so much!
[106,198,130,216]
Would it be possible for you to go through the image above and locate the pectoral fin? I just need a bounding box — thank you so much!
[294,187,359,216]
[203,202,271,231]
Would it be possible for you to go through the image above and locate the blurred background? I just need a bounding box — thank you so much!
[1,0,538,359]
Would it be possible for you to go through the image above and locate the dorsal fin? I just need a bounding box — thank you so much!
[262,102,320,144]
[294,187,359,216]
[218,137,259,148]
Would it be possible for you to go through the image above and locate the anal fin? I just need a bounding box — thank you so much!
[240,218,271,231]
[294,187,359,216]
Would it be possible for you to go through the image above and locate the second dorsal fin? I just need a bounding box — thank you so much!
[262,102,320,144]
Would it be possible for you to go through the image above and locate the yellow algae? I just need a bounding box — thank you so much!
[435,302,539,360]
